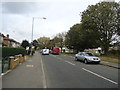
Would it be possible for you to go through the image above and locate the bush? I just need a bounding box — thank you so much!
[2,47,26,58]
[107,50,120,59]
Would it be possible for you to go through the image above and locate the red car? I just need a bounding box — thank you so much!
[50,48,60,55]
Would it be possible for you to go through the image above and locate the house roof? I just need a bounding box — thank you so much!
[4,37,16,42]
[2,35,20,44]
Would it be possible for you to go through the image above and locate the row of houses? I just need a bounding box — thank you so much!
[0,33,21,48]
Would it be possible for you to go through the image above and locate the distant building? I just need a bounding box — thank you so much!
[109,43,120,50]
[1,33,21,48]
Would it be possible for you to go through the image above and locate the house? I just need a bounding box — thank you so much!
[62,46,73,53]
[1,33,21,48]
[109,43,120,50]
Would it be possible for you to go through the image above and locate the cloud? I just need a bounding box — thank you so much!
[2,2,48,15]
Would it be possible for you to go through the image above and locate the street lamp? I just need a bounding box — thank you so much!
[31,17,46,42]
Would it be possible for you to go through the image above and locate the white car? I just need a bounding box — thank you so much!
[42,49,49,55]
[75,52,100,64]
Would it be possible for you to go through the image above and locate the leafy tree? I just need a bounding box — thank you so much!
[57,32,66,50]
[37,37,50,48]
[65,24,84,52]
[21,40,29,49]
[65,23,100,52]
[52,32,66,51]
[81,1,120,54]
[32,40,39,50]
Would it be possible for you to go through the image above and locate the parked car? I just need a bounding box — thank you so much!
[50,48,60,55]
[39,49,43,53]
[42,49,49,55]
[75,52,100,64]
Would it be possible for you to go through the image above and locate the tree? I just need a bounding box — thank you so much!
[21,40,29,49]
[32,40,39,50]
[65,23,100,52]
[37,37,50,49]
[52,32,66,52]
[65,24,85,52]
[81,1,120,54]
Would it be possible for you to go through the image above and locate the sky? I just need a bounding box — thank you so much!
[1,0,119,43]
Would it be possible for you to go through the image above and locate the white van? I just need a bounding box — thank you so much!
[42,49,49,55]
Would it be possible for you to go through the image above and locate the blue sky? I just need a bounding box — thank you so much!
[1,0,119,43]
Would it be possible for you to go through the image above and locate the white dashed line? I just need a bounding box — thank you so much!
[82,68,118,85]
[26,65,34,67]
[65,61,75,66]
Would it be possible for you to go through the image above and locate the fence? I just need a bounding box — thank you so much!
[2,54,25,73]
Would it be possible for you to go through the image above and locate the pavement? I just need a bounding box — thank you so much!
[2,52,45,88]
[100,61,119,69]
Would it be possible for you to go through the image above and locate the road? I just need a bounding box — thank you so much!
[2,52,118,88]
[41,53,118,88]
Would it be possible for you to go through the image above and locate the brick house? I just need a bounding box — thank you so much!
[1,33,20,48]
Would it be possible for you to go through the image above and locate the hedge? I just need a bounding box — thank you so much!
[106,50,120,59]
[2,47,26,58]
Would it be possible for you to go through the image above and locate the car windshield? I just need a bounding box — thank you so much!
[85,53,94,56]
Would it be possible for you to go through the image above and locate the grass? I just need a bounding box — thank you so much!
[99,56,120,64]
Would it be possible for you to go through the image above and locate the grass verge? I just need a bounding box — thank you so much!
[99,56,120,64]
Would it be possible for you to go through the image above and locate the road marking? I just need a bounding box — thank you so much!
[26,65,34,67]
[65,61,75,66]
[40,55,47,88]
[82,68,118,85]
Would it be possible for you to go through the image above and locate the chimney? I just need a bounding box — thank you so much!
[7,34,9,38]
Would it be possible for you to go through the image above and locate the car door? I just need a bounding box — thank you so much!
[80,52,85,61]
[78,52,83,60]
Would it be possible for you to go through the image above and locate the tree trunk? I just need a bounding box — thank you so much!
[102,44,109,55]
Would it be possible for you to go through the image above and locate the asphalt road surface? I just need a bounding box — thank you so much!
[2,52,118,88]
[41,53,118,88]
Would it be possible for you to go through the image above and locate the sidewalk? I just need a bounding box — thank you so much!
[100,61,119,69]
[2,52,44,88]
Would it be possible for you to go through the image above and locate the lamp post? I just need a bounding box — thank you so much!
[31,17,46,43]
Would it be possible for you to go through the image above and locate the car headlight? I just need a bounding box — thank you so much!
[87,58,93,60]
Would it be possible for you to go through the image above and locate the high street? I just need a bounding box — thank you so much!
[2,52,118,88]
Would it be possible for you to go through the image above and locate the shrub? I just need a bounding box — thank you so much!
[2,47,26,58]
[107,50,120,59]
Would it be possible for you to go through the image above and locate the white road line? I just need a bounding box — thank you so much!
[82,68,118,85]
[40,55,47,88]
[65,61,75,66]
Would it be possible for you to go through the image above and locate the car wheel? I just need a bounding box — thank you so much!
[75,57,78,61]
[97,62,100,64]
[84,59,88,64]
